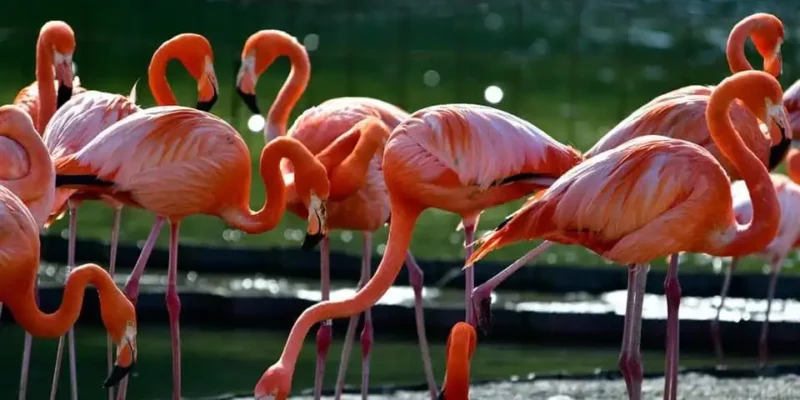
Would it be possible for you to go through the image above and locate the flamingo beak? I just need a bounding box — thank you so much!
[302,193,327,250]
[54,52,74,108]
[196,59,219,112]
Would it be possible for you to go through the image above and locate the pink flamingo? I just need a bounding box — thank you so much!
[469,12,789,340]
[252,103,583,400]
[711,167,800,366]
[41,32,218,400]
[235,29,434,399]
[41,89,140,400]
[52,106,330,400]
[465,71,787,400]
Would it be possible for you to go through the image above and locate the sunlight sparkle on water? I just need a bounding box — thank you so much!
[247,114,265,133]
[484,85,504,104]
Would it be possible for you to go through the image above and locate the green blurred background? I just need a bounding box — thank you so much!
[3,0,800,398]
[3,0,799,271]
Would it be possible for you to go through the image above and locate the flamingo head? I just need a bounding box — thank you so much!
[254,363,291,400]
[162,34,218,112]
[100,285,138,388]
[40,21,76,108]
[749,14,785,78]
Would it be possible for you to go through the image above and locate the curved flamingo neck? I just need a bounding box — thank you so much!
[148,47,179,106]
[440,324,476,400]
[316,118,389,200]
[706,80,780,255]
[220,137,317,234]
[265,40,310,141]
[0,109,54,226]
[276,200,421,372]
[35,33,57,132]
[8,264,118,337]
[726,17,761,74]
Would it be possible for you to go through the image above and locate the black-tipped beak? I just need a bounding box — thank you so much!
[57,83,73,109]
[196,90,218,113]
[436,389,446,400]
[768,124,790,171]
[237,88,261,115]
[103,363,134,388]
[302,232,325,251]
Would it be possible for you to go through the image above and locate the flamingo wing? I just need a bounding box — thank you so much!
[644,85,715,106]
[731,174,800,256]
[585,95,770,179]
[44,90,140,158]
[388,104,582,190]
[471,136,732,265]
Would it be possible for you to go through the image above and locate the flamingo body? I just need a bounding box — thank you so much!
[53,106,250,220]
[386,104,582,215]
[785,79,800,135]
[475,135,741,264]
[45,90,140,216]
[284,97,407,230]
[732,174,800,257]
[586,94,773,180]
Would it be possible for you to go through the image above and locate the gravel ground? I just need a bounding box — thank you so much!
[260,373,800,400]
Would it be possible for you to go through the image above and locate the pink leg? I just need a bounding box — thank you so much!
[711,257,738,365]
[359,232,374,399]
[663,254,681,400]
[471,241,554,334]
[50,201,80,400]
[123,217,166,304]
[314,237,332,400]
[166,221,183,400]
[461,217,478,328]
[618,263,648,400]
[18,279,39,400]
[106,207,122,400]
[116,216,165,400]
[334,233,369,400]
[404,251,437,400]
[759,255,785,368]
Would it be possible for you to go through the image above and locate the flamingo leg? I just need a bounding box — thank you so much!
[471,241,554,334]
[166,221,183,400]
[359,232,374,399]
[711,257,738,365]
[759,254,785,368]
[314,237,332,400]
[333,310,361,400]
[334,233,368,400]
[663,254,681,400]
[116,216,165,400]
[106,206,122,400]
[18,279,39,400]
[50,201,80,400]
[404,251,437,400]
[619,263,648,400]
[123,216,166,303]
[461,218,478,328]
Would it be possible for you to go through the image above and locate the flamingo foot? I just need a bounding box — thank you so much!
[314,321,333,399]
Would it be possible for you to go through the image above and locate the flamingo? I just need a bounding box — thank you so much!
[51,106,330,400]
[252,103,583,400]
[42,32,218,400]
[0,104,54,399]
[234,29,434,399]
[711,169,800,366]
[469,11,789,340]
[464,71,787,400]
[0,183,137,391]
[12,21,84,133]
[436,322,477,400]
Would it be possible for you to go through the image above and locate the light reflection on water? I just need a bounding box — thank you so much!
[37,263,800,323]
